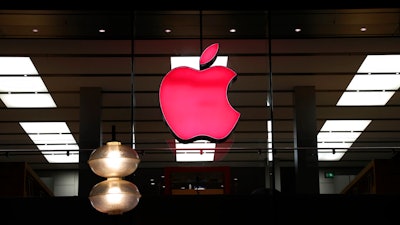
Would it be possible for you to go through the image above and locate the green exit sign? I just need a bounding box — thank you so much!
[324,171,335,178]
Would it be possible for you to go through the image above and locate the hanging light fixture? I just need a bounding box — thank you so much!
[88,128,141,215]
[88,10,140,215]
[88,177,141,215]
[88,141,140,178]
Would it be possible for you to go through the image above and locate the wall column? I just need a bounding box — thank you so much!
[293,86,319,194]
[78,87,102,197]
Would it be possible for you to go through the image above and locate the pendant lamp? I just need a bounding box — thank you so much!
[88,140,141,215]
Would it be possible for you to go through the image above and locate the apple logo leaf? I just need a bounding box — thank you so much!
[200,43,219,70]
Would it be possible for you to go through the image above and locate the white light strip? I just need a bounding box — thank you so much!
[0,57,38,75]
[175,140,216,162]
[27,134,77,144]
[357,55,400,73]
[317,119,371,161]
[170,56,228,69]
[0,76,49,92]
[337,91,395,106]
[345,74,400,90]
[319,120,371,132]
[337,55,400,106]
[20,122,71,133]
[0,93,57,108]
[320,55,400,160]
[176,149,215,162]
[267,120,273,161]
[317,131,362,142]
[0,57,76,163]
[317,149,346,161]
[0,57,56,108]
[42,152,79,163]
[37,145,79,163]
[20,122,79,163]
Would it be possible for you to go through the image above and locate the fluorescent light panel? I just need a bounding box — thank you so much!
[20,122,71,133]
[345,74,400,90]
[0,76,49,92]
[0,57,56,108]
[27,134,77,144]
[175,140,216,162]
[267,120,273,161]
[337,91,395,106]
[176,149,215,162]
[317,120,371,161]
[319,120,371,132]
[0,57,74,163]
[0,57,38,75]
[317,131,362,142]
[170,56,228,69]
[319,54,400,160]
[42,152,79,163]
[357,55,400,73]
[0,93,56,108]
[37,145,79,163]
[317,150,346,161]
[337,55,400,106]
[20,122,79,163]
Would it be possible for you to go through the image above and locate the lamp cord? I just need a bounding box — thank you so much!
[130,11,136,147]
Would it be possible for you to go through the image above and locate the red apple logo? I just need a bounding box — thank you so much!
[159,43,240,142]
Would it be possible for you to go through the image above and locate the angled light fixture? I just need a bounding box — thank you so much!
[1,57,77,163]
[20,122,79,163]
[0,57,56,108]
[318,54,400,161]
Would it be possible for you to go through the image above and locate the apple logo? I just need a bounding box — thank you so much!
[159,43,240,143]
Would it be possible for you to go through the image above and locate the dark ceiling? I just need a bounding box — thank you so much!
[0,8,400,171]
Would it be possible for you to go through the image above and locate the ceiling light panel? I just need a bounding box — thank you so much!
[170,56,228,69]
[0,93,57,108]
[345,74,400,90]
[0,76,49,92]
[175,140,216,162]
[176,149,215,162]
[337,91,395,106]
[0,57,38,75]
[320,120,371,132]
[358,55,400,73]
[20,122,79,163]
[20,122,72,133]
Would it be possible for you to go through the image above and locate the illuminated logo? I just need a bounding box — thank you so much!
[159,43,240,142]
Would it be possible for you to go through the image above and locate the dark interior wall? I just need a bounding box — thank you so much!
[1,194,399,225]
[280,167,296,194]
[230,167,266,194]
[130,167,266,196]
[38,167,267,197]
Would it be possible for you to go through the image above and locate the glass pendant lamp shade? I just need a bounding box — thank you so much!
[88,141,140,178]
[89,177,141,215]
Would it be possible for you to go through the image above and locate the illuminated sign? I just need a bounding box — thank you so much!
[159,43,240,142]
